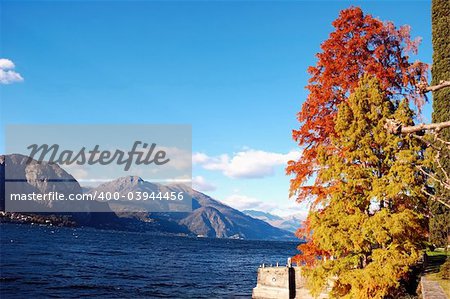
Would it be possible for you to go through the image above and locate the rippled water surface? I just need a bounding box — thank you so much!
[0,224,298,298]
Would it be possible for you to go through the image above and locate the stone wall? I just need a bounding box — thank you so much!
[420,277,448,299]
[252,266,329,299]
[254,264,449,299]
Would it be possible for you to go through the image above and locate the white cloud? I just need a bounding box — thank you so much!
[271,201,310,219]
[192,153,210,164]
[0,58,24,84]
[159,146,191,170]
[192,176,216,192]
[220,193,309,221]
[0,59,15,69]
[193,149,301,179]
[220,194,278,211]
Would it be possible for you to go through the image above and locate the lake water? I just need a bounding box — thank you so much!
[0,223,299,298]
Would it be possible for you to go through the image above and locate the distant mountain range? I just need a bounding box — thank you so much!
[1,154,295,241]
[86,176,294,240]
[243,210,303,233]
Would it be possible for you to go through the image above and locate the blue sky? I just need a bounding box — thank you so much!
[0,0,433,216]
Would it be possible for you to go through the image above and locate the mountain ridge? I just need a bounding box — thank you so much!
[1,154,295,240]
[88,176,295,240]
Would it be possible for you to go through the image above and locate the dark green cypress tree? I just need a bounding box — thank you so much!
[430,0,450,247]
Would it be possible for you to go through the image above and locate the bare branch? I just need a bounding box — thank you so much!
[421,187,450,209]
[434,135,450,147]
[416,165,450,190]
[435,151,450,183]
[410,134,440,150]
[401,121,450,134]
[411,133,450,154]
[385,119,450,135]
[385,119,403,134]
[416,80,450,93]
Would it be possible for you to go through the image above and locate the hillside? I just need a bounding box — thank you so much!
[89,177,295,240]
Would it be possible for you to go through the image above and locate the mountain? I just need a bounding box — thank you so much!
[243,210,303,233]
[1,154,295,240]
[0,154,120,226]
[89,177,295,240]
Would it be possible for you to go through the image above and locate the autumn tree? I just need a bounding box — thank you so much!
[287,7,427,261]
[302,76,428,298]
[429,0,450,248]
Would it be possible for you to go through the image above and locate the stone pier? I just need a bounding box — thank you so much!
[420,277,448,299]
[252,264,329,299]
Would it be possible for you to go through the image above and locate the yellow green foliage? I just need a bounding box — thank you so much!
[429,0,450,248]
[304,76,428,298]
